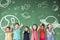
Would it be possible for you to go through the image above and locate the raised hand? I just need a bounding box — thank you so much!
[30,26,33,31]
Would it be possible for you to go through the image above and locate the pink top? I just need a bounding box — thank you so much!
[31,30,38,40]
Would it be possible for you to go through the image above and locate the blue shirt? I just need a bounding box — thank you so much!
[13,28,21,39]
[46,29,54,40]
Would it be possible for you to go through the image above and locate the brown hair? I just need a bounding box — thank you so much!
[6,27,11,30]
[25,26,29,29]
[47,24,53,29]
[33,24,38,30]
[15,23,19,26]
[40,24,45,29]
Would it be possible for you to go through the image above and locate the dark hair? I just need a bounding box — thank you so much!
[47,24,53,29]
[33,24,38,30]
[42,24,45,27]
[33,24,38,27]
[25,26,29,29]
[47,24,49,28]
[6,27,11,30]
[47,24,50,27]
[15,23,19,26]
[40,24,45,28]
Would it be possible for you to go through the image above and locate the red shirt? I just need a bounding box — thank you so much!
[40,29,45,39]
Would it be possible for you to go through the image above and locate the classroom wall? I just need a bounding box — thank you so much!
[0,0,60,40]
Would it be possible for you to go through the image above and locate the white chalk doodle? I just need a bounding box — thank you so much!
[52,5,59,11]
[11,18,15,24]
[14,13,18,16]
[38,15,44,19]
[21,12,31,19]
[53,1,57,3]
[37,1,48,8]
[32,10,35,13]
[21,4,31,11]
[0,0,11,8]
[0,15,20,31]
[1,11,8,16]
[38,3,41,7]
[8,8,11,10]
[14,6,20,10]
[40,16,60,29]
[58,14,60,17]
[12,1,15,4]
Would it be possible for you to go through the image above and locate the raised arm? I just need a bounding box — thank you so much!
[37,25,40,31]
[52,29,55,34]
[22,31,24,34]
[29,26,33,31]
[37,24,42,31]
[19,23,23,28]
[46,29,52,35]
[10,25,14,31]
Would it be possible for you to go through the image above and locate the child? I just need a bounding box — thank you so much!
[11,23,23,40]
[1,27,12,40]
[23,26,30,40]
[30,24,38,40]
[39,24,46,40]
[46,24,54,40]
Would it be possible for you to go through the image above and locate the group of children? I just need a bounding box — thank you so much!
[2,23,55,40]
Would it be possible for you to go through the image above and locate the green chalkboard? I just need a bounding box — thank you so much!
[0,0,60,40]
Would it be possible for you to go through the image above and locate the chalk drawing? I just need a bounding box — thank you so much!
[11,18,15,24]
[53,1,57,3]
[0,0,11,8]
[37,1,48,8]
[52,5,59,11]
[14,6,20,10]
[0,15,20,31]
[21,12,31,19]
[21,4,31,11]
[40,16,60,29]
[12,1,15,4]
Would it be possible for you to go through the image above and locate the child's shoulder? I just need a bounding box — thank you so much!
[5,32,12,34]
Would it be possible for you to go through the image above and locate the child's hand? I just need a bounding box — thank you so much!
[20,23,23,27]
[22,31,24,34]
[53,32,55,34]
[39,24,42,28]
[30,26,32,31]
[38,25,40,28]
[37,25,40,31]
[11,25,14,27]
[52,29,55,34]
[20,23,23,28]
[30,26,32,29]
[10,25,14,28]
[40,24,42,26]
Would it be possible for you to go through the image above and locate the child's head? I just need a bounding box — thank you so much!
[47,24,52,29]
[25,26,29,31]
[5,27,11,32]
[40,24,45,29]
[32,24,38,30]
[15,23,20,28]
